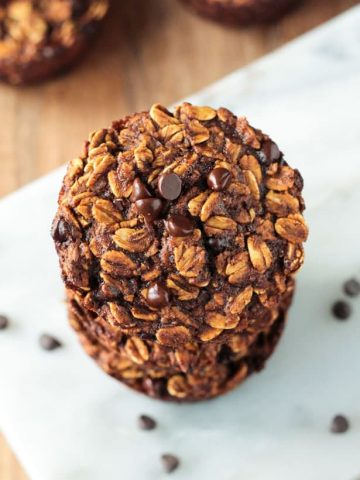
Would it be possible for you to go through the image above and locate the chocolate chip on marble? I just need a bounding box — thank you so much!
[131,178,152,202]
[344,278,360,297]
[39,334,62,351]
[166,214,194,237]
[138,414,157,431]
[330,414,350,434]
[332,301,352,320]
[0,314,9,330]
[158,173,182,201]
[147,282,170,309]
[207,167,232,191]
[135,198,163,221]
[161,454,180,474]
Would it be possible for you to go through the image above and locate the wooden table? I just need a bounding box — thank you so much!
[0,0,357,477]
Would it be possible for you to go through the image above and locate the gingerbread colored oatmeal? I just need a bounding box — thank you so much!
[52,103,308,401]
[0,0,109,85]
[180,0,302,25]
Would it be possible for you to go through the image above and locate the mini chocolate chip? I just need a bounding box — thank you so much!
[138,414,157,431]
[207,168,232,191]
[131,178,152,202]
[261,140,281,163]
[161,454,180,474]
[39,334,62,351]
[72,0,90,17]
[147,282,170,309]
[332,301,351,320]
[135,198,163,221]
[0,24,6,41]
[330,415,350,434]
[207,237,229,252]
[52,218,68,243]
[143,377,167,398]
[158,173,182,201]
[344,278,360,297]
[0,315,9,330]
[166,214,193,237]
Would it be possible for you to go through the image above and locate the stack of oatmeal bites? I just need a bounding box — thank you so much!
[0,0,109,85]
[52,103,308,402]
[180,0,302,25]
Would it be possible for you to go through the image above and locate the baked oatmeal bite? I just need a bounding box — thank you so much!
[0,0,109,85]
[52,103,308,401]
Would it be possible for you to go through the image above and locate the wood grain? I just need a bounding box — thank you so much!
[0,0,357,478]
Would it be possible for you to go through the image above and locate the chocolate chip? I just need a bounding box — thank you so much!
[166,214,193,237]
[39,334,62,351]
[138,414,157,431]
[158,173,182,201]
[161,454,180,474]
[72,0,90,17]
[131,178,152,202]
[332,301,352,320]
[330,414,350,434]
[0,315,9,330]
[207,168,232,191]
[261,140,281,163]
[147,282,170,309]
[135,198,163,221]
[207,237,229,252]
[344,278,360,297]
[51,218,68,243]
[143,377,167,398]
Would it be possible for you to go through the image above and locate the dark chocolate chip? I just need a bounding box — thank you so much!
[0,24,5,41]
[147,282,170,309]
[81,20,99,35]
[72,0,90,17]
[261,140,281,163]
[344,278,360,297]
[161,454,180,474]
[207,237,229,252]
[330,415,350,434]
[51,218,68,243]
[332,301,351,320]
[135,198,163,221]
[39,334,62,351]
[166,214,193,237]
[143,377,167,398]
[158,173,182,201]
[131,178,152,202]
[0,315,9,330]
[138,414,157,431]
[207,168,232,191]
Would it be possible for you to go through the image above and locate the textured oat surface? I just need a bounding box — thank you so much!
[0,0,108,84]
[52,102,307,400]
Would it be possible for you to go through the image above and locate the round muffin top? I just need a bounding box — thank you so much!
[52,103,308,347]
[0,0,108,62]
